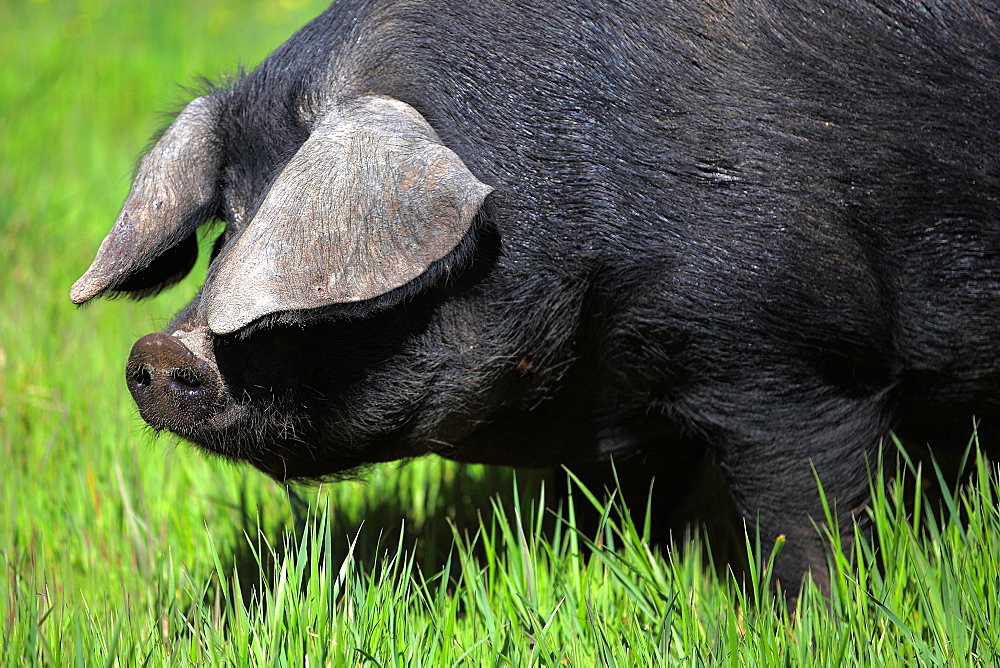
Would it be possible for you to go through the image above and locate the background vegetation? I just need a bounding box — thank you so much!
[2,0,999,664]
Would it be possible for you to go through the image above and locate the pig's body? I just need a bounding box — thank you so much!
[73,0,1000,591]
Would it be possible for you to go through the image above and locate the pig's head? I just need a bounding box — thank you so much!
[70,93,512,480]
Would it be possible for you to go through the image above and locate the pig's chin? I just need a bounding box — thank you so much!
[166,407,308,478]
[140,400,259,459]
[148,400,394,482]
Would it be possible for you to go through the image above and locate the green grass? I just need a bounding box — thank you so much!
[3,1,1000,664]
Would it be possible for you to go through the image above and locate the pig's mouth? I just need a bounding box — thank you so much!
[123,329,387,481]
[125,331,274,466]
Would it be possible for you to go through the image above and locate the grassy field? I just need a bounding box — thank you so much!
[3,0,1000,664]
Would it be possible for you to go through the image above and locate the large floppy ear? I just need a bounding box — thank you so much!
[70,94,224,304]
[203,96,492,335]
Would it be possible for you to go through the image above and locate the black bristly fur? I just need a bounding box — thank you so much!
[81,0,1000,595]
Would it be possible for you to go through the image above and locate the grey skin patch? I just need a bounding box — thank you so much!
[202,96,492,335]
[170,326,217,367]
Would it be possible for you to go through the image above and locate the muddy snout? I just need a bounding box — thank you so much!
[126,332,221,429]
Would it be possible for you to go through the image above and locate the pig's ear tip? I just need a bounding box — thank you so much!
[70,276,102,304]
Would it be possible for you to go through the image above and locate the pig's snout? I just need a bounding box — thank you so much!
[126,332,220,429]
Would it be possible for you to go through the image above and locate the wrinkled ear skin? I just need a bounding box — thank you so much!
[202,96,493,335]
[70,94,225,304]
[108,232,200,298]
[236,202,501,335]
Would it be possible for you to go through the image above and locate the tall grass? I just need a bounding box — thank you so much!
[7,443,998,664]
[2,1,999,664]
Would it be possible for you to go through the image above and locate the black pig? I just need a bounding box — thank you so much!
[72,0,1000,592]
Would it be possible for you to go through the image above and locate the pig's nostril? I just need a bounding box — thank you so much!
[127,365,152,390]
[169,368,203,389]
